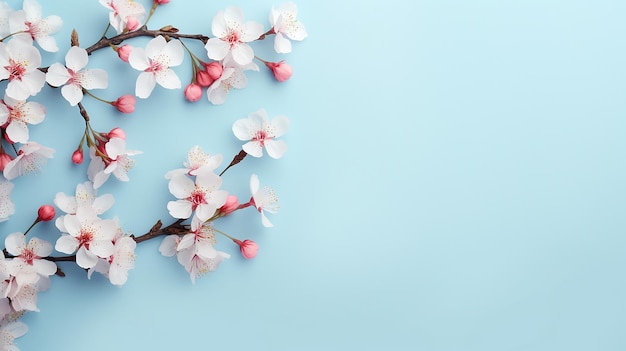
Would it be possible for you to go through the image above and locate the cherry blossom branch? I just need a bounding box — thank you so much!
[84,25,210,54]
[219,150,247,176]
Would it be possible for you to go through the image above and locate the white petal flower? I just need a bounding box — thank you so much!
[55,207,116,269]
[206,59,258,105]
[167,170,228,222]
[165,145,222,179]
[205,7,264,66]
[269,2,307,53]
[46,46,108,106]
[0,179,14,222]
[129,35,183,98]
[232,108,289,158]
[0,320,27,350]
[99,0,145,34]
[9,0,63,52]
[5,233,56,282]
[2,142,54,180]
[0,94,45,143]
[0,36,45,100]
[250,174,279,227]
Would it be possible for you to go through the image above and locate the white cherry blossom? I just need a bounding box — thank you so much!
[164,145,222,179]
[159,221,229,283]
[232,108,289,158]
[0,36,46,100]
[46,46,108,106]
[4,233,56,287]
[91,138,142,189]
[207,59,258,105]
[0,178,14,222]
[54,181,114,233]
[88,230,136,286]
[55,207,116,269]
[205,6,264,66]
[128,35,183,99]
[250,174,279,227]
[167,169,228,222]
[99,0,145,34]
[9,0,63,52]
[0,94,45,143]
[269,2,307,53]
[2,142,54,180]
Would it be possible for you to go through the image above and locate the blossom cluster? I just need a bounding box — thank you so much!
[0,0,305,349]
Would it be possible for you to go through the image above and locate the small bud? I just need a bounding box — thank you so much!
[71,29,79,47]
[37,205,56,222]
[155,0,171,4]
[265,61,293,82]
[184,83,202,102]
[125,16,140,32]
[204,61,223,80]
[108,127,126,140]
[71,148,83,164]
[219,195,238,215]
[112,95,136,113]
[196,70,214,87]
[117,45,132,62]
[234,239,258,259]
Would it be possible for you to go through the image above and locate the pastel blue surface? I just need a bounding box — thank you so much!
[2,0,626,350]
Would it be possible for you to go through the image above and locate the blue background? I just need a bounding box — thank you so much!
[2,0,625,350]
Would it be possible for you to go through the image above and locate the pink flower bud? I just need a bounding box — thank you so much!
[37,205,56,222]
[196,70,214,87]
[234,239,258,259]
[265,61,293,82]
[71,148,83,164]
[204,61,223,80]
[112,95,136,113]
[0,153,13,171]
[219,195,238,215]
[154,0,170,4]
[108,127,126,140]
[125,17,140,32]
[117,45,133,62]
[184,83,202,102]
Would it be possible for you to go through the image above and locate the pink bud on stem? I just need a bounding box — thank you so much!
[233,239,258,259]
[71,148,83,164]
[184,83,202,102]
[265,60,293,82]
[112,95,136,114]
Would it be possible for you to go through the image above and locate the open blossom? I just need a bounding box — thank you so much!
[88,230,136,286]
[9,0,63,52]
[159,221,230,283]
[100,0,146,34]
[0,178,14,222]
[2,142,54,180]
[250,174,279,227]
[165,145,222,179]
[54,181,114,232]
[269,2,307,54]
[88,138,142,189]
[0,94,45,144]
[232,108,289,159]
[129,35,184,98]
[46,46,108,106]
[207,59,258,105]
[167,169,228,222]
[205,6,264,66]
[0,36,46,100]
[55,207,117,269]
[4,233,57,286]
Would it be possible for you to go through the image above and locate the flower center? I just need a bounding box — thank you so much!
[77,230,94,249]
[145,61,163,73]
[188,189,207,210]
[21,247,36,265]
[5,59,25,81]
[225,30,240,44]
[252,130,269,146]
